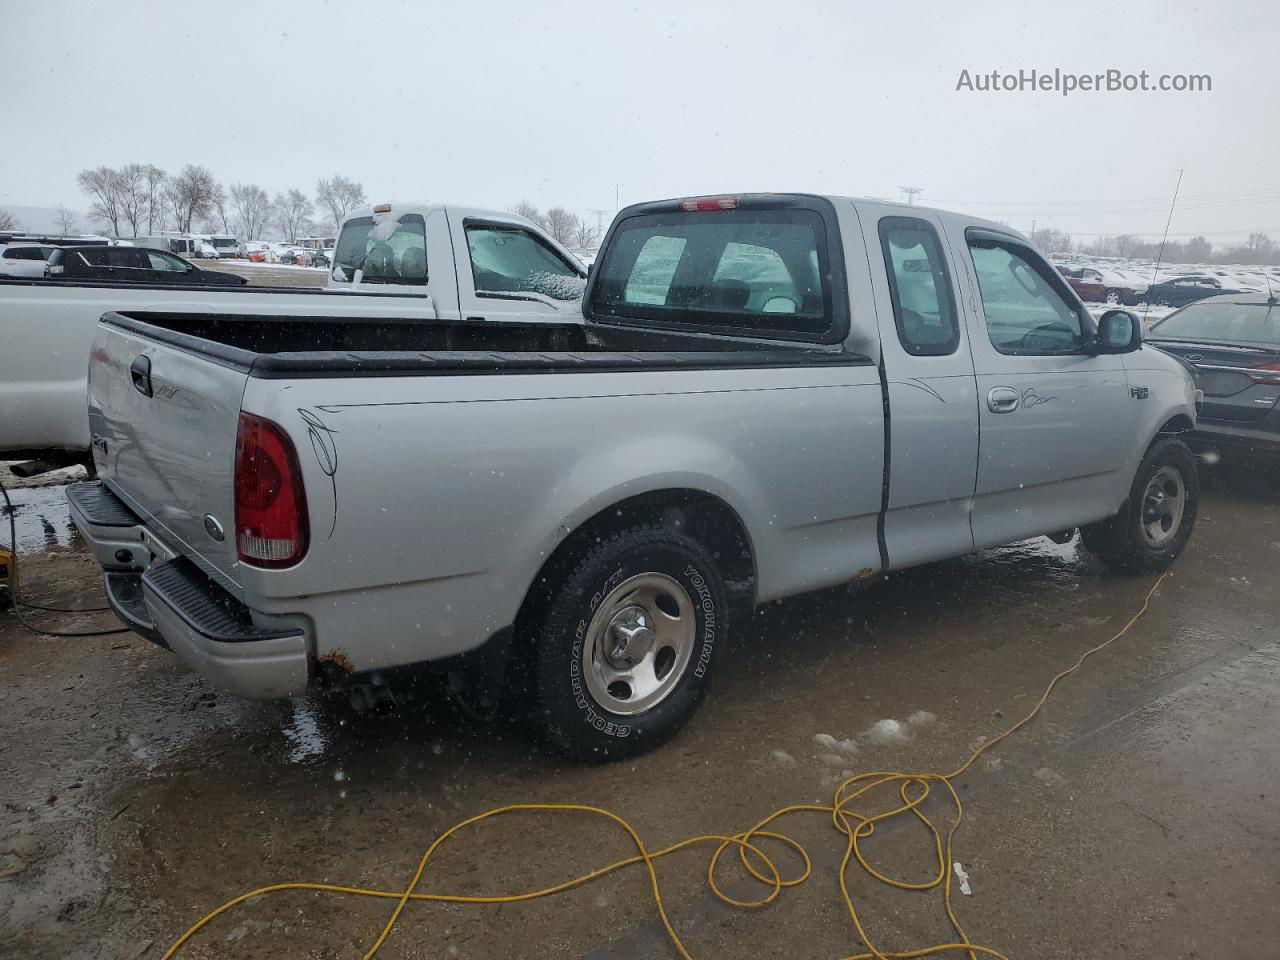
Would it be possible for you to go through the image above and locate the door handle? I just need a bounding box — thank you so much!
[987,386,1020,413]
[130,355,153,398]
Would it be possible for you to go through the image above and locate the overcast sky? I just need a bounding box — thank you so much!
[2,0,1278,242]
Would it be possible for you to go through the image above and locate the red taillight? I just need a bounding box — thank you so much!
[1248,362,1280,383]
[679,195,739,212]
[234,412,309,568]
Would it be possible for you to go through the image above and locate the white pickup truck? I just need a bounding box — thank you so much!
[0,202,584,460]
[70,193,1201,759]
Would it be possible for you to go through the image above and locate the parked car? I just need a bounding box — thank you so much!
[206,234,240,258]
[0,203,580,460]
[267,241,304,264]
[1059,266,1146,305]
[239,240,271,260]
[293,236,336,266]
[1145,275,1248,308]
[46,246,249,286]
[1147,292,1280,458]
[0,243,57,278]
[70,193,1198,759]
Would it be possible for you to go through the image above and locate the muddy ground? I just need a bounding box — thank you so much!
[2,461,1278,959]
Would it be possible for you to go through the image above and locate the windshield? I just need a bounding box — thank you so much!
[1150,301,1280,343]
[331,213,427,284]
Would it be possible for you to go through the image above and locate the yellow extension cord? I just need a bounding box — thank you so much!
[160,572,1169,960]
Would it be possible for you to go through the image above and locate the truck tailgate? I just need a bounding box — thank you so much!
[87,322,247,595]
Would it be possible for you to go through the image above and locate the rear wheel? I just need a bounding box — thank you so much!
[529,524,726,760]
[1104,288,1121,305]
[1081,436,1199,572]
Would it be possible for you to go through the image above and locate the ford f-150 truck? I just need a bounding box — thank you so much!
[69,193,1200,759]
[1,203,584,460]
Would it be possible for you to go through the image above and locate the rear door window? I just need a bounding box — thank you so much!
[878,217,959,356]
[464,223,585,302]
[332,213,427,285]
[591,207,832,338]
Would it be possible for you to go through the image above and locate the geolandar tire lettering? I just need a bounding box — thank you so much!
[531,524,728,760]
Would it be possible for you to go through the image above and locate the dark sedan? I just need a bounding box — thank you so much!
[1147,293,1280,458]
[1145,274,1247,308]
[46,245,248,285]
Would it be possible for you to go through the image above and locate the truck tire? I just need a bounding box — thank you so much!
[1080,436,1199,573]
[530,524,727,760]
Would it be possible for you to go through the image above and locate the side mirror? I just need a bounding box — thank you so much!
[1091,309,1142,353]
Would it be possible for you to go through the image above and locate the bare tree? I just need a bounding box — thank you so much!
[1029,226,1072,255]
[571,218,599,249]
[543,207,578,245]
[275,188,313,240]
[1247,233,1275,258]
[0,208,17,231]
[1184,236,1212,262]
[315,175,366,231]
[115,163,150,237]
[142,165,168,233]
[1113,234,1142,259]
[168,164,218,233]
[209,183,235,234]
[509,200,545,227]
[54,205,79,236]
[230,184,273,240]
[76,166,124,237]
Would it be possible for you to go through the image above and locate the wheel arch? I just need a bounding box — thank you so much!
[1158,413,1195,435]
[514,486,758,636]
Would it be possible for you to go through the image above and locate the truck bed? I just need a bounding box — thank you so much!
[105,310,865,378]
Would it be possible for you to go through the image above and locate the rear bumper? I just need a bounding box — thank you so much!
[69,481,310,699]
[66,481,145,570]
[142,559,309,699]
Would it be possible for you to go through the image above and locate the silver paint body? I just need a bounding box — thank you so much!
[80,197,1198,699]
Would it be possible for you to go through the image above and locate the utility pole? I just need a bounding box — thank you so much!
[899,186,923,206]
[588,208,610,233]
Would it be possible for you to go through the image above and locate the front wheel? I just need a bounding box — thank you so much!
[1081,436,1199,573]
[1104,288,1121,305]
[530,524,727,760]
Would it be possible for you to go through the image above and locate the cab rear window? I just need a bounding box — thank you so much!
[332,213,427,285]
[590,208,832,338]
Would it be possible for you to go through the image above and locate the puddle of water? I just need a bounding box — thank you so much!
[2,482,81,554]
[282,699,331,763]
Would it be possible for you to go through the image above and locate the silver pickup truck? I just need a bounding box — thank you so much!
[69,193,1201,759]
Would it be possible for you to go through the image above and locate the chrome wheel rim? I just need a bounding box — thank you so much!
[582,572,696,716]
[1141,465,1186,547]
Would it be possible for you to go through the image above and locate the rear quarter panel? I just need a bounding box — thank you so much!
[239,362,884,673]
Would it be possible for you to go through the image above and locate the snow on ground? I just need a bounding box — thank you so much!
[219,258,328,273]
